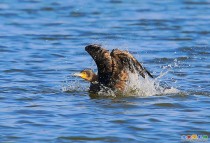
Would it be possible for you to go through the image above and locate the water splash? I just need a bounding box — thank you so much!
[61,74,88,92]
[63,69,179,97]
[63,59,180,97]
[122,70,179,97]
[118,58,180,97]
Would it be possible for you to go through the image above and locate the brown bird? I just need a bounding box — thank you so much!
[74,44,153,95]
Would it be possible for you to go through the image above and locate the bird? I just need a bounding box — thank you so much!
[74,44,153,95]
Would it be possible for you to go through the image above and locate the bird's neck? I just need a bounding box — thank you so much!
[90,73,98,82]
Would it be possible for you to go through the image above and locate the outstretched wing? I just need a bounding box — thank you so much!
[85,44,113,85]
[111,49,153,78]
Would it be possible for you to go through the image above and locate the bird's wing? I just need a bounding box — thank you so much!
[85,44,113,85]
[111,49,153,79]
[85,45,153,91]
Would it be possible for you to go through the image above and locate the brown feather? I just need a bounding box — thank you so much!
[84,44,153,93]
[85,44,113,86]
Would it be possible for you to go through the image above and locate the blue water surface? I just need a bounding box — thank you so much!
[0,0,210,142]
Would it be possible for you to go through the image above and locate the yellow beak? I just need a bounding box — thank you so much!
[73,72,87,79]
[73,72,82,77]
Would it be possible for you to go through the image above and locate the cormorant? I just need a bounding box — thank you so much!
[74,44,153,94]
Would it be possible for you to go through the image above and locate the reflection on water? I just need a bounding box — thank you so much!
[0,0,210,142]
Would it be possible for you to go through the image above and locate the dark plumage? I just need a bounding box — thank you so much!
[74,44,153,94]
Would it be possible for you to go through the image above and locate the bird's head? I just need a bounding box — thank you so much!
[73,69,97,82]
